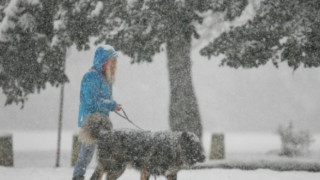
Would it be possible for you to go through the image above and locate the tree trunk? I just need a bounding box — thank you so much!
[166,35,202,139]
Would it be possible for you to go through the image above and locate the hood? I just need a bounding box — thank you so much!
[92,45,118,72]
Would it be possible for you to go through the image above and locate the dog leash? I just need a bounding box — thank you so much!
[114,107,144,130]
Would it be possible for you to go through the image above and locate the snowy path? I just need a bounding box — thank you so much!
[1,167,320,180]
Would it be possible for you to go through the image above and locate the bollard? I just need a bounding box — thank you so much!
[209,133,225,160]
[0,134,14,166]
[71,134,81,167]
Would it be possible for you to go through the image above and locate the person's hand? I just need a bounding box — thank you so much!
[115,104,122,112]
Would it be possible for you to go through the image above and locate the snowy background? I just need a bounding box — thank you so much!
[1,0,320,133]
[1,0,320,179]
[1,45,320,132]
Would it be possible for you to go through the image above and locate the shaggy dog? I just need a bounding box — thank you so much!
[80,113,205,180]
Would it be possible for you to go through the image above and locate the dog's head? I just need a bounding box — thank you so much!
[180,132,205,165]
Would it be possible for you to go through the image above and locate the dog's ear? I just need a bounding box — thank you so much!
[181,131,191,144]
[181,131,202,150]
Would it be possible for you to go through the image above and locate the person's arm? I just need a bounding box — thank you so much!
[81,72,117,112]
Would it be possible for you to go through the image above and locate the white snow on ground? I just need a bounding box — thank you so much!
[1,167,320,180]
[3,130,319,168]
[0,131,320,179]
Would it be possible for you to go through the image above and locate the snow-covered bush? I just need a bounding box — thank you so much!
[277,122,314,157]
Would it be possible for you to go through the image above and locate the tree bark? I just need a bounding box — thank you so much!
[166,35,202,139]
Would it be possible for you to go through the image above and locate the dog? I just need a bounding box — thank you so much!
[80,113,205,180]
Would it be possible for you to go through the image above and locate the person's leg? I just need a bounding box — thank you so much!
[73,142,96,179]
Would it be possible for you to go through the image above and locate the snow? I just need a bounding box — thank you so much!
[1,167,320,180]
[0,0,18,41]
[1,0,320,178]
[2,0,320,134]
[18,13,36,31]
[0,0,39,40]
[4,131,319,167]
[0,130,319,179]
[90,1,103,17]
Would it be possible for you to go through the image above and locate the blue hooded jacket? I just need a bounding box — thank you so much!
[78,46,118,127]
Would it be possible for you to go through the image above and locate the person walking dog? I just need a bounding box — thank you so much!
[72,45,122,180]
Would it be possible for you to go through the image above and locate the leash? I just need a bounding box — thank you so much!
[114,107,144,130]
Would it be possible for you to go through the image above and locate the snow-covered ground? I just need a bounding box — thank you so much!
[1,131,320,179]
[5,130,320,168]
[2,167,320,180]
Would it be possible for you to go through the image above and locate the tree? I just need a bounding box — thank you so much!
[0,0,9,22]
[201,0,320,70]
[0,0,71,167]
[1,0,250,138]
[65,0,249,138]
[0,0,68,107]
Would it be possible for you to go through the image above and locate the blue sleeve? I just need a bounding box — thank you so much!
[81,72,117,112]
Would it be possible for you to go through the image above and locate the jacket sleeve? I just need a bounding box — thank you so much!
[81,72,117,112]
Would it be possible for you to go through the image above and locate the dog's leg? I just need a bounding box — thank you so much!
[166,173,177,180]
[140,168,150,180]
[90,167,104,180]
[106,168,125,180]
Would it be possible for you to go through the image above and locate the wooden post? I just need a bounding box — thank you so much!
[0,134,14,166]
[56,50,67,168]
[71,134,81,166]
[209,133,225,160]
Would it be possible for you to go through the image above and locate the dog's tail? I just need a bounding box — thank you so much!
[79,113,113,144]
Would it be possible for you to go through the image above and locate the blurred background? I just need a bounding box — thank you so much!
[1,0,320,169]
